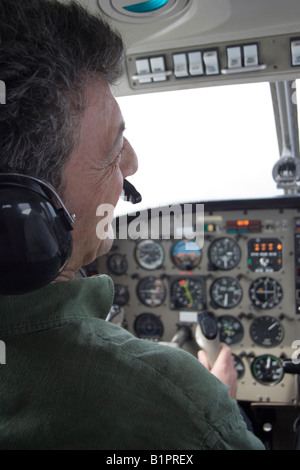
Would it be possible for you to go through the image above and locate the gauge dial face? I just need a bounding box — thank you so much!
[249,277,283,309]
[134,313,163,339]
[210,277,243,309]
[250,315,284,347]
[170,276,205,310]
[217,315,244,345]
[208,237,241,270]
[107,253,128,275]
[113,284,130,306]
[171,239,202,270]
[137,276,166,307]
[135,240,164,270]
[251,354,284,385]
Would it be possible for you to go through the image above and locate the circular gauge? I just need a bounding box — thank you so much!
[170,277,205,310]
[113,284,130,306]
[251,354,284,385]
[107,253,128,275]
[250,316,284,348]
[134,313,163,340]
[217,315,244,345]
[233,354,245,380]
[135,240,164,270]
[210,277,243,308]
[208,237,241,270]
[171,239,202,270]
[249,277,283,309]
[137,276,166,307]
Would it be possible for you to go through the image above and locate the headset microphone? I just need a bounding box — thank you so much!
[122,179,142,204]
[0,173,74,295]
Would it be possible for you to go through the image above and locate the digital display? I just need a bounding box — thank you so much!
[226,219,261,233]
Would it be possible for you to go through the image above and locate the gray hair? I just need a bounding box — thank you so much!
[0,0,125,189]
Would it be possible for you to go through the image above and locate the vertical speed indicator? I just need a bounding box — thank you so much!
[170,276,206,310]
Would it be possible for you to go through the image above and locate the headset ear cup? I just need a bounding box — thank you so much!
[0,183,73,295]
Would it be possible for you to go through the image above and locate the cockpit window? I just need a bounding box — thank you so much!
[116,79,299,216]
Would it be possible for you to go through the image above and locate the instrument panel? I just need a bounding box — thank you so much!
[97,197,300,405]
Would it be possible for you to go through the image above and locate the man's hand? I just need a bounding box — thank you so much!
[198,343,238,398]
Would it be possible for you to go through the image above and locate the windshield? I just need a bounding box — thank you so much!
[115,80,299,216]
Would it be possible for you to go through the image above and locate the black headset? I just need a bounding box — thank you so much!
[0,173,74,295]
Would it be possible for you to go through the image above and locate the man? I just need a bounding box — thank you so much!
[0,0,264,449]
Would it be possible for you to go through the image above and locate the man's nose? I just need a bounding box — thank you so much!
[120,138,138,178]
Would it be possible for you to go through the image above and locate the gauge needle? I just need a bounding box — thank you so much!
[268,321,278,331]
[179,280,194,305]
[222,255,228,268]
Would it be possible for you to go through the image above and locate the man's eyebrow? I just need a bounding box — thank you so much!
[108,121,126,158]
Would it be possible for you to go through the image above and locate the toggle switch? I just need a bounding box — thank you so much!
[243,44,259,67]
[150,56,167,81]
[173,53,189,78]
[188,51,204,76]
[135,59,152,83]
[227,46,242,68]
[291,39,300,66]
[203,50,219,75]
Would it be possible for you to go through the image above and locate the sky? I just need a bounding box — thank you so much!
[115,80,299,216]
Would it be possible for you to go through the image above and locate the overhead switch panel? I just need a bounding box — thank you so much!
[128,33,300,90]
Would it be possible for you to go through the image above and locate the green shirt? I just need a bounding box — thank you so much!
[0,275,264,450]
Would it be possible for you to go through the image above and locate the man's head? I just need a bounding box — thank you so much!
[0,0,138,278]
[0,0,125,188]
